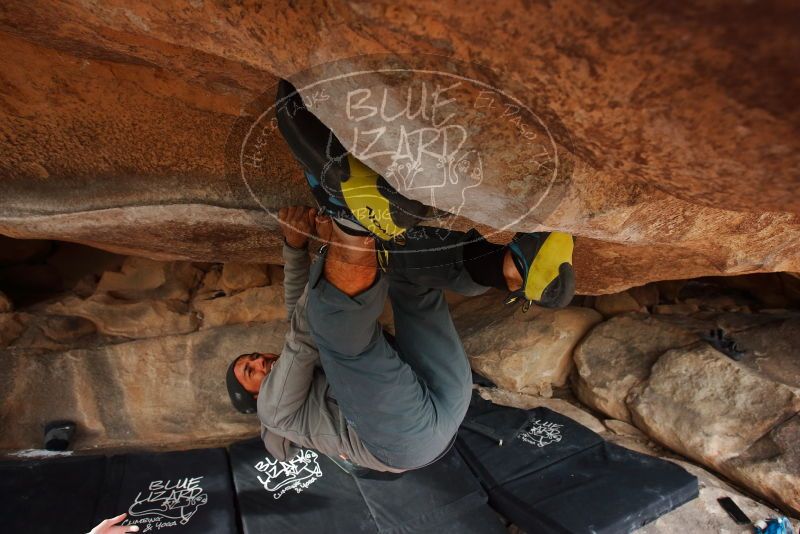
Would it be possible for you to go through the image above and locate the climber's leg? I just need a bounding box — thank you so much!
[383,226,508,295]
[387,226,576,310]
[306,245,470,470]
[386,275,472,451]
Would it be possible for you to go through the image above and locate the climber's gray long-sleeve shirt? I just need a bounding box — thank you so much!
[256,244,399,472]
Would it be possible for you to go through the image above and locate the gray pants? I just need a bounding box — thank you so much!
[306,228,489,470]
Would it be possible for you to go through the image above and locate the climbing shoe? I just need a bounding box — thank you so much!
[275,79,432,241]
[505,232,575,311]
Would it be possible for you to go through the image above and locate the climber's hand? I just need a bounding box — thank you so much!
[88,513,139,534]
[279,206,317,249]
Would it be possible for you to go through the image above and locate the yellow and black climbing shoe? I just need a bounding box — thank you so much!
[275,79,432,241]
[504,232,575,311]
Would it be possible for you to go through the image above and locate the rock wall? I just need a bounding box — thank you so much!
[453,291,602,396]
[0,243,287,451]
[1,1,799,293]
[572,310,800,514]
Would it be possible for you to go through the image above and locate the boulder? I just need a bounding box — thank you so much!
[0,291,11,313]
[219,262,270,293]
[45,242,125,291]
[4,314,73,353]
[628,344,800,462]
[724,415,800,517]
[603,430,662,459]
[652,303,701,315]
[0,322,286,451]
[0,313,24,348]
[268,264,285,286]
[194,286,285,329]
[454,292,601,396]
[572,314,698,421]
[7,312,113,354]
[732,316,800,390]
[36,315,96,343]
[628,344,800,513]
[715,273,800,309]
[0,3,799,294]
[652,310,783,335]
[627,284,660,308]
[573,309,800,513]
[594,291,645,317]
[656,280,688,304]
[194,267,225,302]
[96,257,202,302]
[41,294,198,339]
[604,419,648,441]
[97,257,166,295]
[693,297,751,313]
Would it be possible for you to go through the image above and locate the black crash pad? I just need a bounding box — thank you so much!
[1,448,237,534]
[230,438,506,534]
[354,447,506,534]
[0,454,107,534]
[456,396,699,534]
[229,438,377,534]
[95,448,238,533]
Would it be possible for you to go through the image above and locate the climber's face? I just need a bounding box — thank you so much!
[233,352,280,396]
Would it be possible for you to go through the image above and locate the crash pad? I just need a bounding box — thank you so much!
[95,448,238,533]
[229,437,377,534]
[456,395,699,534]
[0,454,106,534]
[230,438,506,534]
[354,447,506,534]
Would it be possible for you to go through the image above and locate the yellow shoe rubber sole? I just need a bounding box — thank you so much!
[524,232,574,302]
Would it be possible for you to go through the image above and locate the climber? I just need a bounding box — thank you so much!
[226,203,575,472]
[223,79,576,472]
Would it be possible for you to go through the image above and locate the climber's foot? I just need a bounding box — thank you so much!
[503,249,523,292]
[504,231,576,311]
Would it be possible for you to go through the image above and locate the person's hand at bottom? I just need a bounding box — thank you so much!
[89,513,139,534]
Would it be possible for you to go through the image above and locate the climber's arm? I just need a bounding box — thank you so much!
[279,206,316,319]
[282,243,310,319]
[258,280,322,460]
